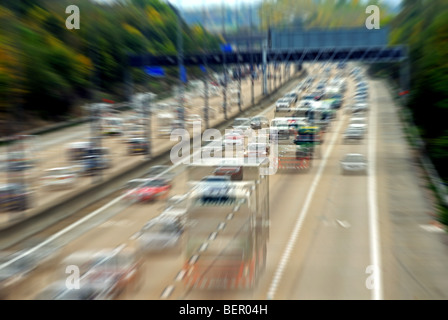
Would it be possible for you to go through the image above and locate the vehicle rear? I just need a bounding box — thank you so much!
[270,119,290,140]
[128,138,148,155]
[0,184,31,212]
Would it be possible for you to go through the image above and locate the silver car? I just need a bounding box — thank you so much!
[340,153,368,175]
[138,217,184,253]
[343,127,364,144]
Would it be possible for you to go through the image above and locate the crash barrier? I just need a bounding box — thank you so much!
[0,103,131,145]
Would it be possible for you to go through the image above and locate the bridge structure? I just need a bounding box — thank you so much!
[127,27,409,125]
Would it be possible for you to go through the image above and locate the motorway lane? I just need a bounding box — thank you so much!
[273,112,371,300]
[372,79,448,300]
[255,68,373,300]
[260,71,448,300]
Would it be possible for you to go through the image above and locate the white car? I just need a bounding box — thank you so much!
[340,153,368,175]
[41,167,78,190]
[275,98,293,111]
[343,127,364,143]
[348,117,368,133]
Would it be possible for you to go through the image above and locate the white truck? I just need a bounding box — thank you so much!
[180,158,270,290]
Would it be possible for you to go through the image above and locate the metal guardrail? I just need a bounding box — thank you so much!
[0,102,132,145]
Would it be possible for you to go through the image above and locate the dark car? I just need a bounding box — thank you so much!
[6,154,34,172]
[328,94,343,109]
[201,175,232,183]
[67,142,92,162]
[79,155,110,176]
[0,183,32,212]
[198,177,233,204]
[213,166,243,181]
[250,116,269,130]
[128,137,149,155]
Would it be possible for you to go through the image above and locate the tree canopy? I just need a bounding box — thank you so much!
[0,0,222,123]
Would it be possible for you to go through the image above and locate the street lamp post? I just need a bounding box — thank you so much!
[249,4,255,106]
[176,0,185,130]
[202,0,210,129]
[89,103,103,184]
[143,93,155,160]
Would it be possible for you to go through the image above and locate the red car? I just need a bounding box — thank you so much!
[126,178,172,202]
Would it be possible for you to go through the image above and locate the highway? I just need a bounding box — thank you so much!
[2,63,448,300]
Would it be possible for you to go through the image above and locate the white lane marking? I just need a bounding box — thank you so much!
[189,254,199,265]
[129,232,141,240]
[199,242,209,252]
[160,285,175,299]
[419,224,445,233]
[267,110,344,300]
[208,232,218,240]
[367,82,383,300]
[336,219,351,228]
[217,222,226,230]
[175,270,187,281]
